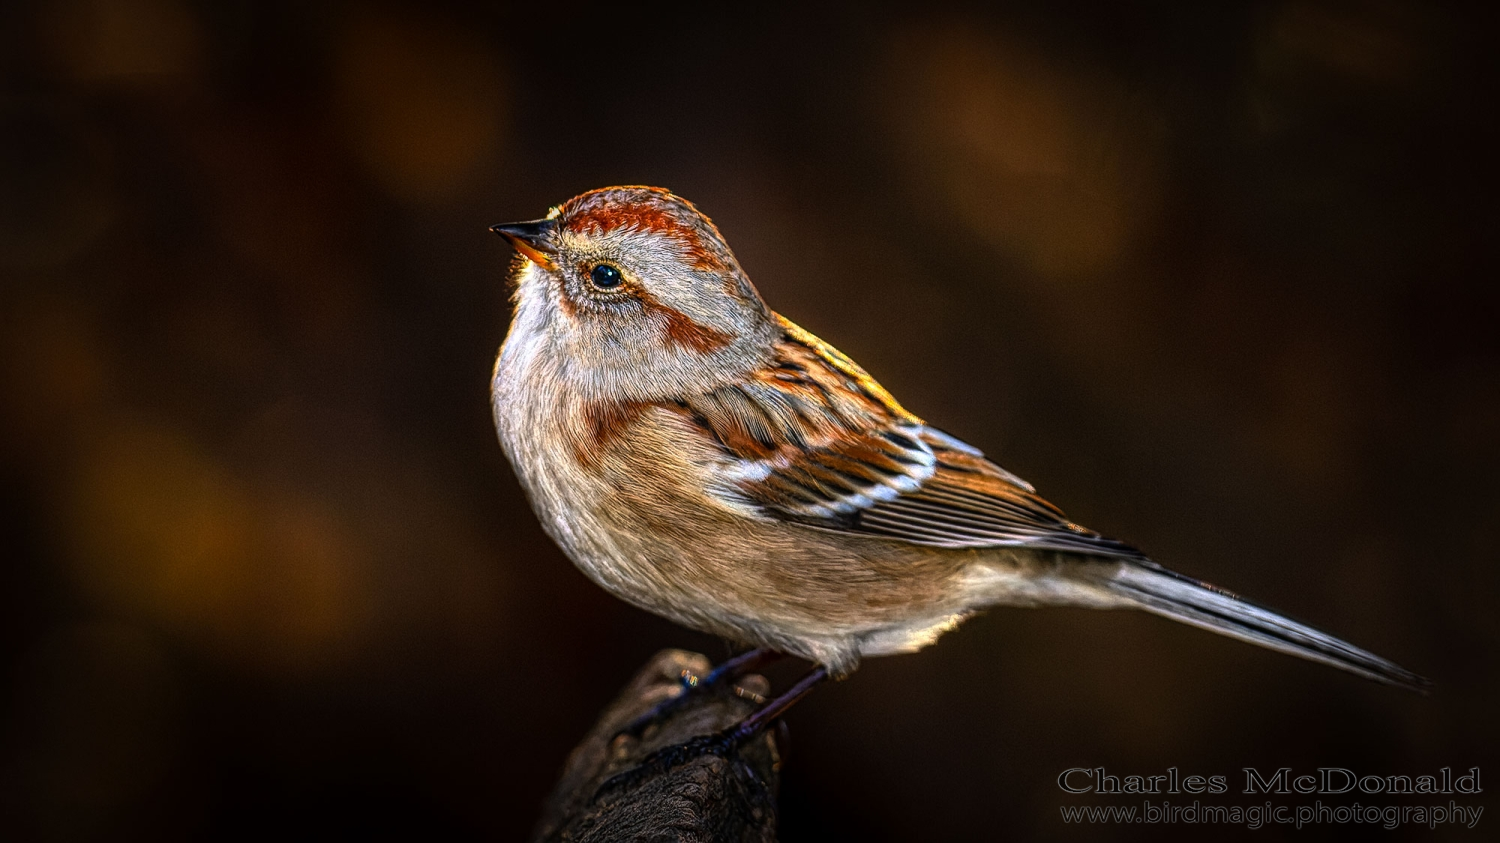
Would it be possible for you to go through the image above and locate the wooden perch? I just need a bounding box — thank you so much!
[531,649,783,843]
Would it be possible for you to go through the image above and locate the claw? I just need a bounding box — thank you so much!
[594,664,830,802]
[613,648,781,740]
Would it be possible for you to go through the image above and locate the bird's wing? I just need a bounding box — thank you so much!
[691,317,1430,691]
[695,316,1145,560]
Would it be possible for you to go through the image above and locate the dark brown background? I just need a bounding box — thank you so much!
[2,1,1495,840]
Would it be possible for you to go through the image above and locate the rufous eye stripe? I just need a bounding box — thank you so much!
[631,288,734,354]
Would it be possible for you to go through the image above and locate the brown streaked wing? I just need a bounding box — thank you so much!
[688,318,938,519]
[685,382,938,520]
[691,316,1146,560]
[847,431,1148,559]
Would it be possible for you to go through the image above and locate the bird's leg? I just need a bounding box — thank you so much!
[722,664,827,742]
[595,665,830,801]
[616,647,783,739]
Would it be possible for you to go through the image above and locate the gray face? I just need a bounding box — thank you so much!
[508,188,781,404]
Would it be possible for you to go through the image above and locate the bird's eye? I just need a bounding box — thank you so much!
[589,264,623,289]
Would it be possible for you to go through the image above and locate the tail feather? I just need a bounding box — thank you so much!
[1105,560,1429,692]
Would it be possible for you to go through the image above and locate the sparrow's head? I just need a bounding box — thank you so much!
[492,186,779,400]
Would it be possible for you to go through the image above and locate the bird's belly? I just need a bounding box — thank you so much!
[492,375,998,670]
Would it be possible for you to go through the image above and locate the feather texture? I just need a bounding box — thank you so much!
[690,317,1145,560]
[492,186,1426,691]
[687,318,935,518]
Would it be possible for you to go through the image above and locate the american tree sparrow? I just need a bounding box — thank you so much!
[490,187,1425,743]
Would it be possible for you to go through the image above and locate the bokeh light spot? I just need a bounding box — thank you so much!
[333,10,507,203]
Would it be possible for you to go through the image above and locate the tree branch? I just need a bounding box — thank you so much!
[532,649,782,843]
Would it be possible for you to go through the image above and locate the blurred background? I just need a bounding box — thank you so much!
[1,0,1495,839]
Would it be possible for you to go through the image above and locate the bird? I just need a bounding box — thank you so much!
[488,185,1426,745]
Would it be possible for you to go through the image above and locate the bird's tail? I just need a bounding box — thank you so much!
[1099,559,1429,692]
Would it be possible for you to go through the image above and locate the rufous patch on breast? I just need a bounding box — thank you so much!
[572,398,648,471]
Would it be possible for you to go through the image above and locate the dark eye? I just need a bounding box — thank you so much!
[589,264,623,289]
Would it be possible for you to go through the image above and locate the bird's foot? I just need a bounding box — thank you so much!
[594,665,829,801]
[614,647,780,740]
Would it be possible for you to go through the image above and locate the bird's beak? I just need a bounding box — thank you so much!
[490,219,558,270]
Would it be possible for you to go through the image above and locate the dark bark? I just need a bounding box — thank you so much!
[531,650,782,843]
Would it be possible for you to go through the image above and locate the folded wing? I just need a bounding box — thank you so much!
[685,316,1428,690]
[692,315,1143,561]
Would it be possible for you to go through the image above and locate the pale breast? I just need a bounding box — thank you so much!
[490,304,1004,672]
